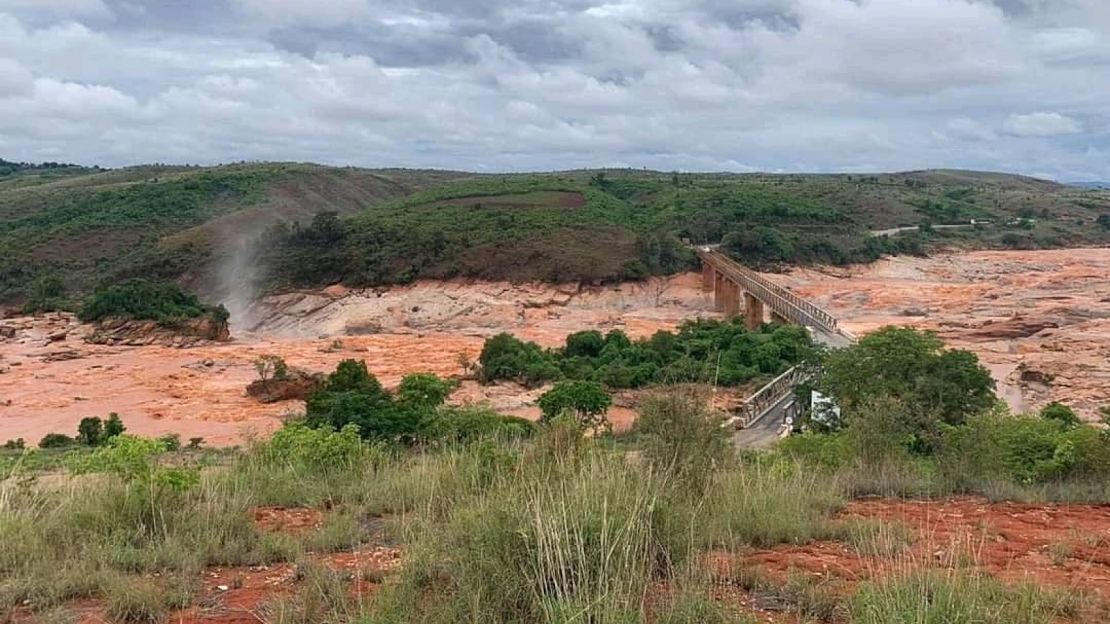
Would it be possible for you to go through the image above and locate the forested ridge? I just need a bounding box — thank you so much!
[3,162,1108,306]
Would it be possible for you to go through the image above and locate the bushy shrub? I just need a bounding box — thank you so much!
[633,389,730,491]
[564,330,605,358]
[21,275,67,314]
[38,433,76,449]
[78,279,226,325]
[104,413,126,438]
[305,359,523,446]
[940,411,1110,486]
[263,422,370,471]
[537,381,612,433]
[820,326,995,432]
[479,320,817,390]
[477,333,560,387]
[157,434,182,452]
[1040,402,1080,428]
[396,373,456,408]
[426,406,536,443]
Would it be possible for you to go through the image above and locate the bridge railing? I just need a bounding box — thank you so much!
[733,366,810,429]
[697,250,840,333]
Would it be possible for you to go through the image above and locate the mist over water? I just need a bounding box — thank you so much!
[218,234,262,334]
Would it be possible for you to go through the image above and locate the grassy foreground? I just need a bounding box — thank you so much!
[2,390,1105,624]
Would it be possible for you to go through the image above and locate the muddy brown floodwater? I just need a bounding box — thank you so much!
[0,249,1106,446]
[779,247,1109,420]
[0,275,713,446]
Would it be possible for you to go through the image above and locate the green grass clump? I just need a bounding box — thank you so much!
[374,449,691,624]
[838,519,916,558]
[104,579,166,623]
[699,461,845,548]
[851,570,1085,623]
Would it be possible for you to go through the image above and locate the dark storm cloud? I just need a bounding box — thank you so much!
[0,0,1107,180]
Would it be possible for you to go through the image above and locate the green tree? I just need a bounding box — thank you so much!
[22,275,67,314]
[397,373,455,409]
[78,279,209,323]
[564,330,605,358]
[325,359,385,395]
[304,363,438,444]
[478,333,559,387]
[1040,402,1080,428]
[820,326,995,432]
[104,413,126,439]
[537,380,613,434]
[77,416,104,446]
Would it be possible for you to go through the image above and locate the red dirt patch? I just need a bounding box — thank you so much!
[7,547,405,624]
[172,547,401,624]
[724,497,1110,606]
[843,497,1110,598]
[251,506,323,535]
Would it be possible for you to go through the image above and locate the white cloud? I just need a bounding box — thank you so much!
[940,118,998,142]
[0,0,110,19]
[229,0,373,28]
[1003,112,1083,137]
[0,58,33,97]
[0,0,1107,179]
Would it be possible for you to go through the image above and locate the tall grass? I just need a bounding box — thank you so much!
[699,459,845,548]
[851,570,1085,623]
[372,449,691,623]
[3,394,1103,624]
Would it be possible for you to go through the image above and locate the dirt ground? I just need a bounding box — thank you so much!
[15,498,1108,624]
[1,249,1107,446]
[711,497,1110,622]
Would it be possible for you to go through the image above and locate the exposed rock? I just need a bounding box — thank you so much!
[46,330,67,342]
[0,326,15,339]
[963,318,1059,341]
[85,316,230,347]
[246,368,325,404]
[42,349,85,362]
[784,248,1109,421]
[1019,366,1055,385]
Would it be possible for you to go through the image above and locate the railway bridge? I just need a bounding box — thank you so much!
[695,248,856,446]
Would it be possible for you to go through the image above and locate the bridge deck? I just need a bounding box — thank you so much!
[697,248,858,447]
[697,249,843,337]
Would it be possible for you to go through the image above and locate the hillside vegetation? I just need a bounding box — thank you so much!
[3,162,1108,307]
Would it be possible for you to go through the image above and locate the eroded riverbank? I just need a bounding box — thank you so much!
[1,249,1106,446]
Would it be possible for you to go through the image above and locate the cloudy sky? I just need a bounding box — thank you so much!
[0,0,1108,180]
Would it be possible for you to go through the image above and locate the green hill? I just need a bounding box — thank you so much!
[2,163,1108,307]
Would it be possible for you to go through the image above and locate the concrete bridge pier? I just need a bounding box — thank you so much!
[702,263,716,292]
[723,281,741,317]
[743,292,764,330]
[713,271,725,312]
